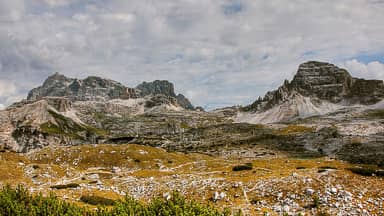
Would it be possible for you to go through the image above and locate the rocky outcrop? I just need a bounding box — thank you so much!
[290,61,354,103]
[176,94,194,110]
[136,80,176,98]
[136,80,194,110]
[291,61,384,105]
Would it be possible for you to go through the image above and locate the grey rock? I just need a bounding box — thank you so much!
[28,73,139,101]
[176,93,194,110]
[136,80,176,98]
[136,80,194,110]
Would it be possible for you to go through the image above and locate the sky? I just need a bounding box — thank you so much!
[0,0,384,110]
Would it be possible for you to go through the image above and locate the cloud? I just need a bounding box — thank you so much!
[0,80,24,109]
[0,0,384,109]
[343,59,384,80]
[0,0,25,21]
[0,81,17,95]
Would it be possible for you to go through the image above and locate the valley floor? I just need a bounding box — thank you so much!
[0,144,383,215]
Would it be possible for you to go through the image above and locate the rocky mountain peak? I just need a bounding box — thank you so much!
[136,80,176,97]
[136,80,194,110]
[291,61,354,103]
[26,74,195,110]
[28,73,138,101]
[44,72,67,81]
[241,61,384,122]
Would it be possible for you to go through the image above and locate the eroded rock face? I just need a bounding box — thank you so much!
[136,80,194,110]
[291,61,354,103]
[176,94,194,110]
[27,73,139,101]
[136,80,176,97]
[347,79,384,104]
[292,61,384,105]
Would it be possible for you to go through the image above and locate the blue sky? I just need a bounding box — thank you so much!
[0,0,384,110]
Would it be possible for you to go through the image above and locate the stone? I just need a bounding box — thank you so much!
[212,191,226,202]
[112,166,121,173]
[331,187,338,194]
[305,188,315,196]
[88,173,99,180]
[163,192,171,200]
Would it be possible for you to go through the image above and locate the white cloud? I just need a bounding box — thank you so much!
[343,59,384,80]
[41,0,80,7]
[0,81,17,95]
[0,81,24,109]
[0,0,384,108]
[0,0,25,21]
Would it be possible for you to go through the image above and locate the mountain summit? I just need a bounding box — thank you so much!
[237,61,384,123]
[27,74,194,110]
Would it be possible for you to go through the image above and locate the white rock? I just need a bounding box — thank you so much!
[213,191,226,202]
[88,173,100,180]
[163,192,171,200]
[283,205,290,213]
[112,166,121,173]
[331,187,338,194]
[305,188,315,196]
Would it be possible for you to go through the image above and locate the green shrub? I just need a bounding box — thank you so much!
[0,185,234,215]
[0,185,85,216]
[312,195,320,208]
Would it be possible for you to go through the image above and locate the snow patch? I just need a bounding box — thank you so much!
[370,99,384,109]
[235,94,342,124]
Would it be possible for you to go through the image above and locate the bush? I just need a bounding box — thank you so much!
[232,163,253,171]
[0,185,234,216]
[0,185,85,215]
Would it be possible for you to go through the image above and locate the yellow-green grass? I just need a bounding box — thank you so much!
[0,144,383,215]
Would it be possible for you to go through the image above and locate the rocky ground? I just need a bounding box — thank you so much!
[1,144,383,215]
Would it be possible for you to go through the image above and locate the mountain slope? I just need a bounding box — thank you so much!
[0,74,203,152]
[237,61,384,123]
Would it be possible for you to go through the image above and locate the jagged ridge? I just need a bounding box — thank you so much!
[27,73,194,110]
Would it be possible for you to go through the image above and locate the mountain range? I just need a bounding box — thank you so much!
[0,61,384,167]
